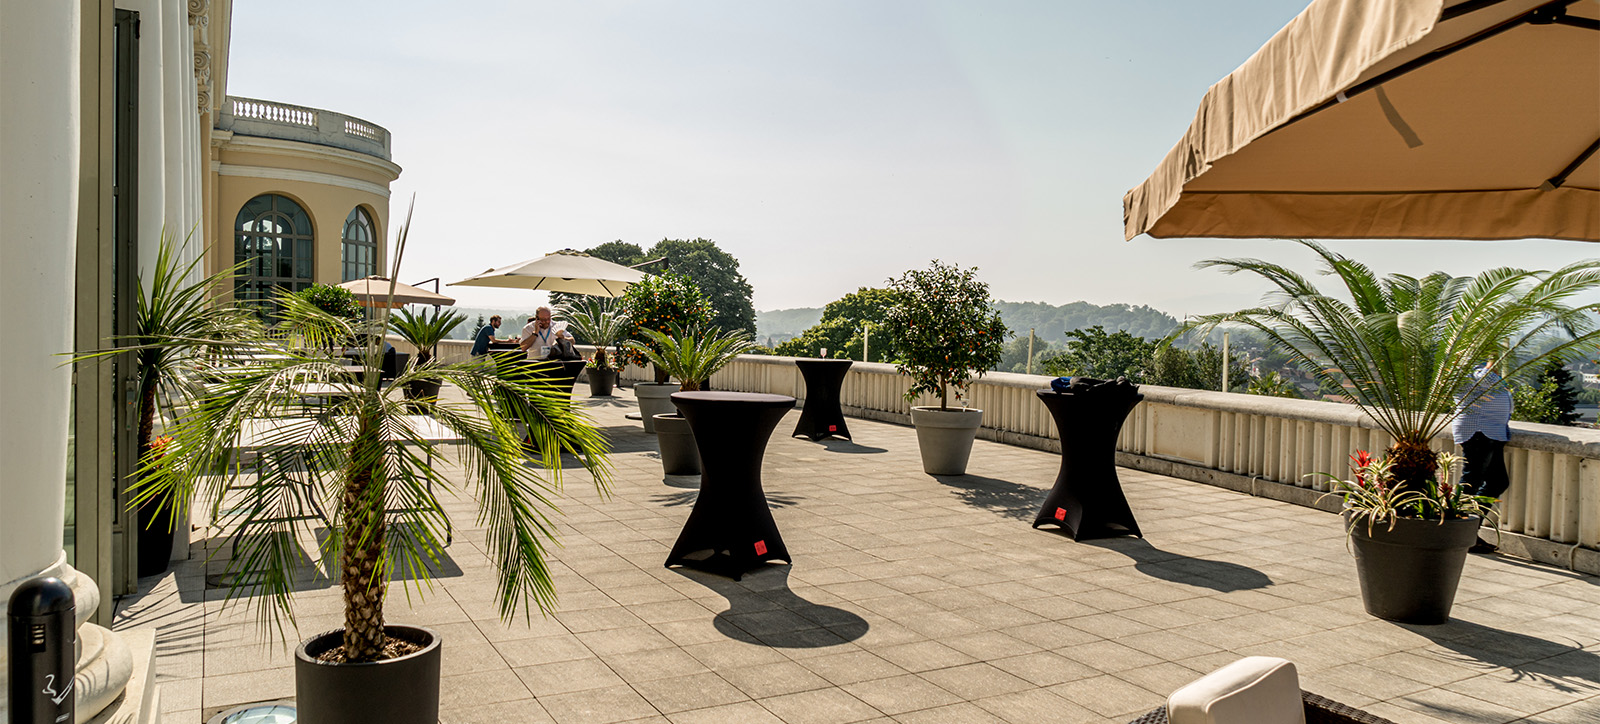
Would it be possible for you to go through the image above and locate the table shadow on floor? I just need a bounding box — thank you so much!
[814,439,887,454]
[673,565,870,649]
[651,489,803,509]
[1083,538,1273,592]
[930,473,1044,521]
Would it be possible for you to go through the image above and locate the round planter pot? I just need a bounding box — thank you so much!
[910,406,984,476]
[635,382,682,433]
[135,499,176,577]
[294,625,441,724]
[653,413,702,476]
[1344,511,1480,624]
[402,379,442,413]
[587,367,618,397]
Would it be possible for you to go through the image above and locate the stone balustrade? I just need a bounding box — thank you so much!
[219,95,392,160]
[420,339,1600,573]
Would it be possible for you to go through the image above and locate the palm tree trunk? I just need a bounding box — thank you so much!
[1387,437,1438,507]
[341,410,387,661]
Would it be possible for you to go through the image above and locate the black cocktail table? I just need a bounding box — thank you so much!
[1033,379,1144,540]
[666,391,796,579]
[792,359,852,441]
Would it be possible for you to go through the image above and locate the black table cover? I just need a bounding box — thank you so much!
[792,359,853,441]
[666,391,796,579]
[1033,378,1144,540]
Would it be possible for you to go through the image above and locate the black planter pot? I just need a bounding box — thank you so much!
[588,367,617,397]
[294,625,441,724]
[1344,511,1480,624]
[654,413,701,475]
[135,499,175,578]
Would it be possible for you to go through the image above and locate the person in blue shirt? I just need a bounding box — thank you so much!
[1454,362,1512,553]
[470,315,502,357]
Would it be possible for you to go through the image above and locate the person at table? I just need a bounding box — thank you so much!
[519,306,570,361]
[470,315,503,357]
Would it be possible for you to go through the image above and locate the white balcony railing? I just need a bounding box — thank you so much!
[218,96,392,161]
[418,339,1600,574]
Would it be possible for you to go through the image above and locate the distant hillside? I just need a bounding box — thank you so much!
[439,306,541,340]
[757,307,823,341]
[995,300,1179,342]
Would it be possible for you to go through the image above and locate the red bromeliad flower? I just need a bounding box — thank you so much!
[1349,450,1373,488]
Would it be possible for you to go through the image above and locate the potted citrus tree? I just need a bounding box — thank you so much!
[389,306,466,404]
[627,325,755,475]
[1187,240,1600,623]
[884,260,1007,475]
[620,272,711,432]
[560,296,629,397]
[139,207,613,723]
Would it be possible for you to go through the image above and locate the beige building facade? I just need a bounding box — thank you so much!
[0,1,399,721]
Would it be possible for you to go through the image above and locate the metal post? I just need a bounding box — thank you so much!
[1026,329,1036,375]
[1222,331,1231,392]
[8,577,75,724]
[862,326,869,362]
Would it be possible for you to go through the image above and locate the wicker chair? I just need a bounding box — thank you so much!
[1128,691,1399,724]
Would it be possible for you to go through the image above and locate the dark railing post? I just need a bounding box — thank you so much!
[8,577,74,724]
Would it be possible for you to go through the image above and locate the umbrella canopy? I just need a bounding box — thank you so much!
[337,276,456,308]
[1124,0,1599,242]
[448,250,649,297]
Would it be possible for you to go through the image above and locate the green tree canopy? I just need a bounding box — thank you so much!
[885,261,1006,409]
[1041,326,1155,380]
[773,287,902,363]
[644,238,756,335]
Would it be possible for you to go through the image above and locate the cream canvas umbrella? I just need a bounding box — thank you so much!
[337,276,457,308]
[1124,0,1599,242]
[448,249,649,297]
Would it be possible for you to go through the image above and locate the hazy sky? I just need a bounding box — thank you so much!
[228,0,1598,316]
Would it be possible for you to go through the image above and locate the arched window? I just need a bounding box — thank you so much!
[341,207,378,281]
[234,194,314,309]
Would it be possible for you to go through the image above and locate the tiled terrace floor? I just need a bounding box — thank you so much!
[115,386,1600,724]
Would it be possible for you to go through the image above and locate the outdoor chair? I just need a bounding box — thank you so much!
[1128,691,1399,724]
[1128,656,1399,724]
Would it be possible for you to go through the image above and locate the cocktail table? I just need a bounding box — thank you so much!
[665,391,796,579]
[1033,379,1144,540]
[792,359,852,441]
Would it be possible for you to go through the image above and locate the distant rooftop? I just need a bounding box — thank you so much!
[217,96,391,161]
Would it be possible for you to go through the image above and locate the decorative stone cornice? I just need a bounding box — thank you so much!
[189,0,212,114]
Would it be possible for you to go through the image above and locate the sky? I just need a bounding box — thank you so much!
[227,0,1599,317]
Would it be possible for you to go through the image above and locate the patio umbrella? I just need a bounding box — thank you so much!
[1123,0,1599,242]
[448,249,649,297]
[337,276,456,308]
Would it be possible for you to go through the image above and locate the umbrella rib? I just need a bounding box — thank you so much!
[1541,138,1600,190]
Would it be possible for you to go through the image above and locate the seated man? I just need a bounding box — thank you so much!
[519,305,571,361]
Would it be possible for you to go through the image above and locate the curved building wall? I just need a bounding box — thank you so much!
[207,131,401,294]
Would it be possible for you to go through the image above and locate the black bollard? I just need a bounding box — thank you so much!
[8,577,75,724]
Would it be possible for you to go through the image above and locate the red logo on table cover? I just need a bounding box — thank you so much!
[828,425,837,432]
[1054,507,1066,521]
[754,540,767,555]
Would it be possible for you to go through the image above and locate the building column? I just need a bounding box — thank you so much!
[0,2,134,721]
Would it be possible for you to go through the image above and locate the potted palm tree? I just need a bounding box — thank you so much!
[884,261,1007,475]
[1186,240,1600,623]
[627,325,755,475]
[74,231,259,577]
[620,272,712,432]
[141,204,612,723]
[389,306,467,404]
[560,297,629,397]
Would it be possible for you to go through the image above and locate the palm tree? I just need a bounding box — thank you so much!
[628,324,755,391]
[559,296,629,371]
[146,204,612,661]
[1183,240,1599,496]
[390,306,467,367]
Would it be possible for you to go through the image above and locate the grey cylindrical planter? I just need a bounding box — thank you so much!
[1344,511,1480,624]
[294,625,440,724]
[587,368,617,397]
[654,412,702,475]
[910,406,983,475]
[635,382,681,433]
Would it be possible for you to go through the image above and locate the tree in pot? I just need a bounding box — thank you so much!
[620,271,711,432]
[142,206,613,723]
[560,296,629,397]
[390,306,467,404]
[627,325,756,475]
[1185,240,1600,622]
[884,260,1007,476]
[74,231,259,577]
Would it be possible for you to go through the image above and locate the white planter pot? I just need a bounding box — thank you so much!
[910,406,983,475]
[635,382,681,433]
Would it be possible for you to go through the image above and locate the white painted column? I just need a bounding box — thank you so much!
[161,0,191,267]
[1,6,137,721]
[121,0,169,278]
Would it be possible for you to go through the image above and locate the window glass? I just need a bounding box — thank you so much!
[234,194,314,314]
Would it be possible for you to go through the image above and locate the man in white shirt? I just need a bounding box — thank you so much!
[519,306,570,361]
